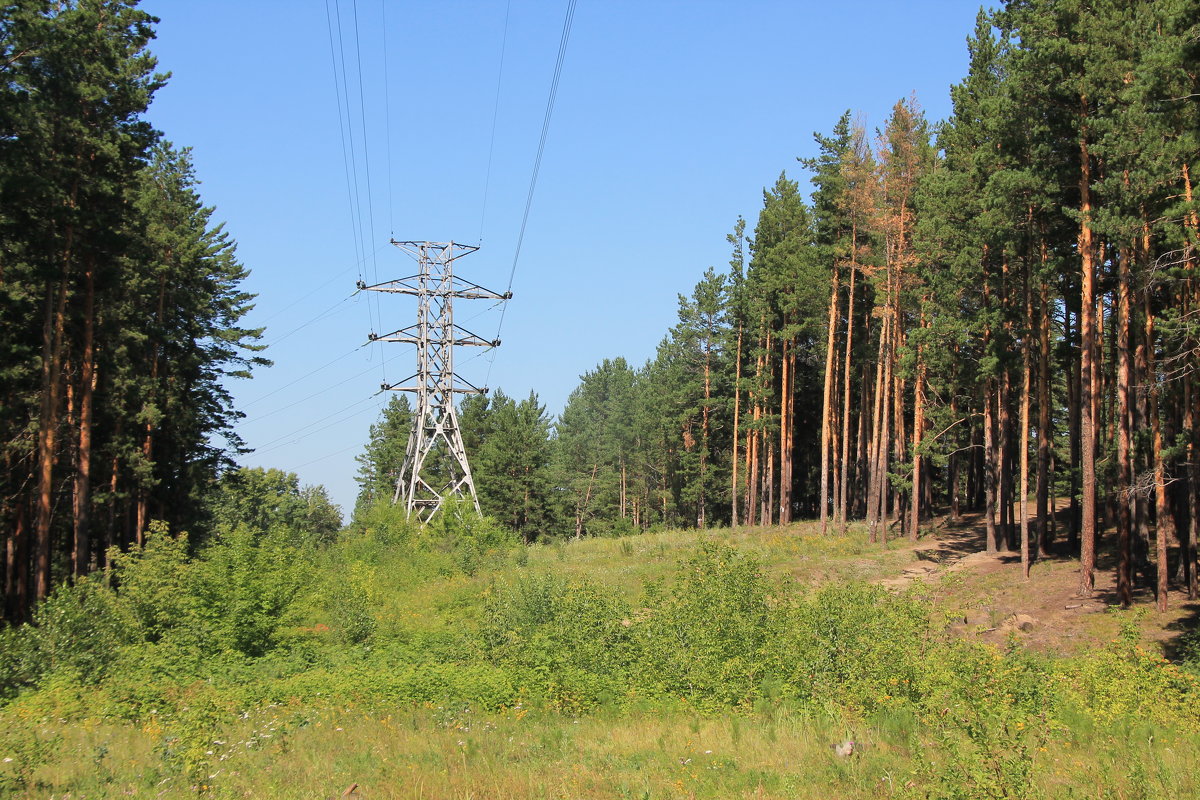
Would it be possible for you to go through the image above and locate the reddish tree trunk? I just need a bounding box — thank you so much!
[1079,122,1098,597]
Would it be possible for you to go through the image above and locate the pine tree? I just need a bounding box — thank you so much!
[353,394,412,517]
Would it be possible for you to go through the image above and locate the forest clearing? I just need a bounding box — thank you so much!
[3,0,1200,797]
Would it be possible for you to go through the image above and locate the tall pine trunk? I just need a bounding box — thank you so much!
[1079,120,1098,596]
[1115,247,1134,606]
[780,337,793,525]
[73,258,96,577]
[820,267,839,534]
[732,325,742,527]
[985,378,999,554]
[910,306,927,541]
[877,317,893,546]
[1021,266,1033,578]
[839,265,857,530]
[867,314,888,541]
[35,274,69,600]
[1037,272,1053,556]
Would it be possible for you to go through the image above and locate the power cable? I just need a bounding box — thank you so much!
[255,243,387,329]
[478,0,512,244]
[293,440,367,471]
[324,0,364,270]
[484,0,578,390]
[259,291,357,351]
[350,0,388,383]
[252,393,383,456]
[239,359,381,425]
[380,0,395,235]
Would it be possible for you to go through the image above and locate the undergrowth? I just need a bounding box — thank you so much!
[1,504,1198,798]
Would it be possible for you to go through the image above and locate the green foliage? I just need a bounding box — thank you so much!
[194,524,305,657]
[910,644,1054,800]
[483,573,632,710]
[632,543,772,708]
[208,467,342,547]
[1057,614,1200,728]
[353,394,412,519]
[18,577,134,687]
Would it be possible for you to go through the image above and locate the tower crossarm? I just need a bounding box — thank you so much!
[357,276,511,301]
[382,378,488,395]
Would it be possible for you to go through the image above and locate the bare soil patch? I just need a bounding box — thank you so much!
[871,503,1200,656]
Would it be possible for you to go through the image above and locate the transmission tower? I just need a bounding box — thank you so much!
[359,240,509,521]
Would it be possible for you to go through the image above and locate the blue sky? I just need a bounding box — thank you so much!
[140,0,987,516]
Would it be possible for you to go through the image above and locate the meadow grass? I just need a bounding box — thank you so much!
[3,516,1199,798]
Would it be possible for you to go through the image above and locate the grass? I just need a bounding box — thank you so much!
[4,516,1200,798]
[22,703,1200,799]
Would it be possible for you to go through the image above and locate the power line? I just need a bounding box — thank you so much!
[253,393,383,456]
[255,243,387,329]
[293,440,366,471]
[239,360,381,425]
[350,0,380,284]
[380,0,395,235]
[324,0,363,269]
[259,291,356,351]
[349,0,388,383]
[485,0,578,389]
[478,0,512,245]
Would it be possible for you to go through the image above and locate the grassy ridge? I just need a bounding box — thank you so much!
[2,507,1198,798]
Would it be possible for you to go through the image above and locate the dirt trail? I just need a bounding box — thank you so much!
[871,505,1200,655]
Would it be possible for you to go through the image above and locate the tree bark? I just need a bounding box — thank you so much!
[839,264,857,531]
[732,325,742,527]
[1037,272,1053,556]
[1147,291,1171,611]
[910,306,927,541]
[1115,246,1134,606]
[73,257,97,578]
[779,337,793,525]
[985,377,999,555]
[1021,265,1033,578]
[877,316,893,546]
[35,274,69,601]
[820,266,839,534]
[1079,119,1098,597]
[867,314,888,541]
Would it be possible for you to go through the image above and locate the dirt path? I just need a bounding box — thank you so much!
[872,505,1200,656]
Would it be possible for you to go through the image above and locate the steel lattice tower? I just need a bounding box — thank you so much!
[359,240,509,521]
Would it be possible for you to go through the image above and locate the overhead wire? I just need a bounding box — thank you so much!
[240,364,381,426]
[259,291,356,351]
[331,0,385,384]
[238,340,369,410]
[484,0,578,391]
[324,0,364,271]
[478,0,512,245]
[254,243,387,329]
[248,2,578,482]
[244,0,394,478]
[381,0,395,235]
[350,0,389,383]
[253,393,385,456]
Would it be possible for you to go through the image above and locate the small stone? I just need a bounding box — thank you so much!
[1000,613,1038,632]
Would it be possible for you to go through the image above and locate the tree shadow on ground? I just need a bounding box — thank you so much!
[903,500,1200,659]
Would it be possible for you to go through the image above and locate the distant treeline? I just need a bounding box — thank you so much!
[358,1,1200,609]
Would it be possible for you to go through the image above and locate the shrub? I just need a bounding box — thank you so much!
[481,573,632,709]
[774,581,931,710]
[629,542,774,708]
